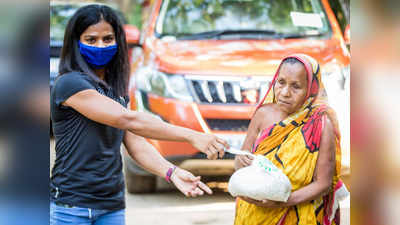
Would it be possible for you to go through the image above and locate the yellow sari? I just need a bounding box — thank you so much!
[234,54,346,225]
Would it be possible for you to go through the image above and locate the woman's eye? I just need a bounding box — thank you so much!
[104,36,114,42]
[86,38,95,43]
[278,80,285,85]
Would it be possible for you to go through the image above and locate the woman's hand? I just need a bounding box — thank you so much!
[171,167,213,197]
[189,133,229,160]
[238,196,286,208]
[234,154,254,170]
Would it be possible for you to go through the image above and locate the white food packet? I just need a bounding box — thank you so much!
[228,155,292,202]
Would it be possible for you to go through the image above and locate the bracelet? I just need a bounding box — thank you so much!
[165,166,177,183]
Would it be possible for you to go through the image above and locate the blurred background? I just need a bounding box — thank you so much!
[3,0,400,224]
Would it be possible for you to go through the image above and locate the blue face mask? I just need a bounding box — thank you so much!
[78,41,117,69]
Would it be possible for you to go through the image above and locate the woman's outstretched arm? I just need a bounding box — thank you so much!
[123,131,212,197]
[63,89,229,159]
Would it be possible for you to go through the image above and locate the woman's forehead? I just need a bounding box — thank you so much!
[82,20,114,35]
[278,63,308,82]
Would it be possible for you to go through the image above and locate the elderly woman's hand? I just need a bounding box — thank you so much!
[238,196,286,208]
[189,133,229,160]
[234,154,254,170]
[171,167,213,197]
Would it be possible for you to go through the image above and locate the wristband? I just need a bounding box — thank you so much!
[165,166,177,183]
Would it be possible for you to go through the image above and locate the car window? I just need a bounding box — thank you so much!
[156,0,331,39]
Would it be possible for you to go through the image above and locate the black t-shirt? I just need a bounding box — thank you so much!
[50,72,128,210]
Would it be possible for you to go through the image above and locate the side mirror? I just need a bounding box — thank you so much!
[124,24,141,47]
[344,24,350,46]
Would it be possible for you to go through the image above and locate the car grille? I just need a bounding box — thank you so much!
[206,119,250,132]
[187,76,270,104]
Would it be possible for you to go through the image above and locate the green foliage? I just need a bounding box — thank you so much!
[50,4,77,41]
[126,3,143,29]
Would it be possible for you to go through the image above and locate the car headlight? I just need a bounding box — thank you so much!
[135,66,193,101]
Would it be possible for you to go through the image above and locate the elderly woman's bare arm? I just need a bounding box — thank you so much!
[282,116,336,206]
[234,108,263,170]
[235,104,286,170]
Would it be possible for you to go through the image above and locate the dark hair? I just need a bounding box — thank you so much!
[281,57,302,65]
[59,4,129,97]
[280,57,308,80]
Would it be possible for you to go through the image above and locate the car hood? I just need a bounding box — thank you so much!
[150,38,347,76]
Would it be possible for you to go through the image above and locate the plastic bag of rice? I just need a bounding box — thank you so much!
[228,155,292,202]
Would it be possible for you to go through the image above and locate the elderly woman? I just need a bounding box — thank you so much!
[234,54,347,225]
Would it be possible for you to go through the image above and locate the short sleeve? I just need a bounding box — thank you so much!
[53,72,96,107]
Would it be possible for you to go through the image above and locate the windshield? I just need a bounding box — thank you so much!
[156,0,331,39]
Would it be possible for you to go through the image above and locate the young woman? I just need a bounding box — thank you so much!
[50,5,228,225]
[234,54,348,225]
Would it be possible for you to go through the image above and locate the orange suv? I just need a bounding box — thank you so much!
[124,0,350,193]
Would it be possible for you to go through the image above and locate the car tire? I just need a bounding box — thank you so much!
[124,169,156,193]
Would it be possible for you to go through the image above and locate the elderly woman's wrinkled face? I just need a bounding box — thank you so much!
[274,62,308,115]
